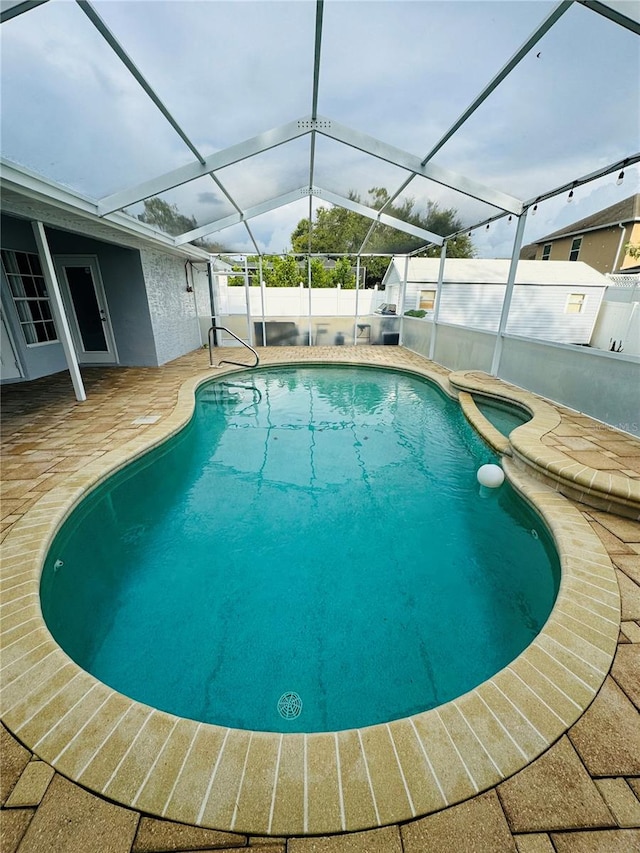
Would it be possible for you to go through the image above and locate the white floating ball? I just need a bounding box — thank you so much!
[477,463,505,488]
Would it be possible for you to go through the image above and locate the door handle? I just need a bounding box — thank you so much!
[99,310,106,322]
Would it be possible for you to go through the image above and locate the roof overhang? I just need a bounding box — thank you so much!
[0,159,210,260]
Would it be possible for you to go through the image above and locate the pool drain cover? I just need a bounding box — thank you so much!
[277,692,302,719]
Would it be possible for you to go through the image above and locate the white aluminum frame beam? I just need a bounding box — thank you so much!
[523,152,640,207]
[79,0,250,224]
[315,117,523,215]
[307,1,325,252]
[76,0,206,166]
[175,188,310,245]
[98,119,311,215]
[429,242,448,361]
[1,159,209,259]
[0,0,48,23]
[315,187,445,245]
[175,185,444,247]
[490,211,528,376]
[579,0,640,34]
[100,112,521,226]
[207,171,244,220]
[243,221,262,257]
[421,1,574,166]
[357,219,380,255]
[311,0,324,122]
[377,1,573,214]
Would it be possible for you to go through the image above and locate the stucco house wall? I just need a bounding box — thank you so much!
[45,228,158,367]
[1,212,205,383]
[139,249,201,365]
[1,215,72,381]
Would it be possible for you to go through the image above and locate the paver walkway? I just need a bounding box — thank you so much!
[1,347,639,852]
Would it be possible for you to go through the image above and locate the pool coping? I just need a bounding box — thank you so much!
[452,370,640,520]
[0,353,621,836]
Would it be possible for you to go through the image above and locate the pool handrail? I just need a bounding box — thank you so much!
[208,325,260,369]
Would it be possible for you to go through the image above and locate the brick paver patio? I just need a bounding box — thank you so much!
[1,346,638,852]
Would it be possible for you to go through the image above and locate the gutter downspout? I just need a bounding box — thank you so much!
[207,260,217,346]
[613,222,627,272]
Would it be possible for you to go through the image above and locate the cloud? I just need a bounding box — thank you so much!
[197,192,225,207]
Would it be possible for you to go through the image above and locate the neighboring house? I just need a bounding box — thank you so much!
[0,165,212,386]
[382,258,608,345]
[521,193,640,274]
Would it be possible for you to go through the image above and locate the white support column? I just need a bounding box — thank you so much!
[398,255,409,345]
[258,255,266,348]
[307,256,312,346]
[353,255,361,344]
[429,241,447,361]
[31,221,86,402]
[243,255,253,345]
[490,211,528,376]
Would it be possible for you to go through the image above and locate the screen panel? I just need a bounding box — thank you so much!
[0,0,199,197]
[431,2,640,200]
[317,0,559,154]
[214,136,312,210]
[90,0,316,152]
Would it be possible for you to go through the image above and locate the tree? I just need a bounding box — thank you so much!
[331,257,356,289]
[309,257,330,288]
[227,254,357,288]
[290,187,474,286]
[137,197,226,252]
[625,242,640,260]
[228,255,303,286]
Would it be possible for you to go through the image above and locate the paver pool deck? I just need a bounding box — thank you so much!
[1,346,639,852]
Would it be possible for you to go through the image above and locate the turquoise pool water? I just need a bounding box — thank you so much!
[41,366,559,733]
[474,397,532,437]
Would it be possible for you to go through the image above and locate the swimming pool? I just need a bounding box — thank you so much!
[473,396,532,437]
[41,366,559,734]
[3,350,620,835]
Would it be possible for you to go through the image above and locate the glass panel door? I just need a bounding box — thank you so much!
[55,256,118,364]
[64,266,108,351]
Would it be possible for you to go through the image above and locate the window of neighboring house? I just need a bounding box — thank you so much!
[418,289,436,310]
[541,243,552,260]
[565,292,586,314]
[0,250,58,345]
[569,236,582,261]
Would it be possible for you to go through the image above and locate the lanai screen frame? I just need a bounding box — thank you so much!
[1,0,638,258]
[1,0,639,397]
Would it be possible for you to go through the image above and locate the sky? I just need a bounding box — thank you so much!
[1,0,638,257]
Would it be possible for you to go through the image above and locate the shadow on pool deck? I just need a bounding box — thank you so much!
[1,347,639,852]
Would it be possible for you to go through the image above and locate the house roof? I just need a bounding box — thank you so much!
[0,173,210,261]
[534,194,640,244]
[384,258,609,287]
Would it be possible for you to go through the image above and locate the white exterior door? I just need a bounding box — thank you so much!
[54,256,118,364]
[0,307,22,379]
